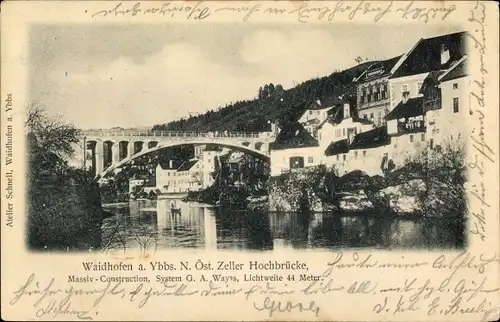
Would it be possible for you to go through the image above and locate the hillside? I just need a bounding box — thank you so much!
[151,61,375,133]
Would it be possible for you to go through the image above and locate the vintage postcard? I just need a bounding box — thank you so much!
[1,0,499,320]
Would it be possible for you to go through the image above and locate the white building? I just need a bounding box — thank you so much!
[156,159,203,193]
[129,178,146,193]
[389,31,467,113]
[269,122,322,177]
[297,97,343,139]
[318,102,375,149]
[201,145,227,188]
[425,55,469,148]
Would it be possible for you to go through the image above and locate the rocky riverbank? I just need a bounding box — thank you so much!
[269,165,425,215]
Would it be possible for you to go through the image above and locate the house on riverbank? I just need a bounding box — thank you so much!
[269,31,469,178]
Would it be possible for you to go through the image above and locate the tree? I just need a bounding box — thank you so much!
[26,104,104,251]
[26,103,81,176]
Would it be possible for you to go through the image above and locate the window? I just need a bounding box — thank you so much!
[410,135,414,143]
[430,139,434,150]
[382,83,388,99]
[361,88,366,104]
[167,172,170,176]
[343,128,346,136]
[363,151,367,157]
[370,113,374,120]
[368,86,373,103]
[453,97,459,113]
[453,83,458,89]
[309,110,312,115]
[354,151,358,158]
[416,81,423,93]
[308,157,314,163]
[336,155,339,161]
[401,84,408,92]
[375,85,380,101]
[363,114,368,120]
[421,133,425,141]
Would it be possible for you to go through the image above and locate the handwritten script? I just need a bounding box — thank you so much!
[90,1,456,23]
[8,252,500,320]
[467,1,494,244]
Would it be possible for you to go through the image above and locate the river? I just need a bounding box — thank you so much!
[100,198,465,253]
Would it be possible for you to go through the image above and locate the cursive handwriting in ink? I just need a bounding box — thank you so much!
[301,278,344,295]
[244,283,294,300]
[253,297,320,317]
[468,1,487,108]
[35,299,92,320]
[92,2,141,17]
[91,1,210,20]
[395,0,455,22]
[214,3,261,21]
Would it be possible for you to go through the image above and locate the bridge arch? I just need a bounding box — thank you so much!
[133,141,144,154]
[147,141,158,149]
[97,140,270,178]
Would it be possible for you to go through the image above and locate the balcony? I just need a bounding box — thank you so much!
[397,120,426,134]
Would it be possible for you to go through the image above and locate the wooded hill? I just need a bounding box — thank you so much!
[152,61,375,133]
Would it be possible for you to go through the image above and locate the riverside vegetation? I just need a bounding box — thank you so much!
[26,104,108,251]
[268,140,467,246]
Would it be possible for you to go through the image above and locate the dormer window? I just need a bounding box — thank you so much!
[441,44,450,65]
[402,91,410,103]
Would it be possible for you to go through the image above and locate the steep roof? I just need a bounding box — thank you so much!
[270,122,319,151]
[350,126,390,150]
[177,160,199,172]
[326,104,373,126]
[386,97,424,121]
[391,32,467,79]
[306,95,344,111]
[324,139,350,156]
[439,55,468,83]
[158,158,183,170]
[356,55,403,83]
[419,71,444,94]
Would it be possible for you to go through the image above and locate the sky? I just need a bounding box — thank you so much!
[29,23,463,130]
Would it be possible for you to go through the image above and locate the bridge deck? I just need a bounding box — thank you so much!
[81,130,273,139]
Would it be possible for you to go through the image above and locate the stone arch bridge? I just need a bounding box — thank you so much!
[78,129,275,178]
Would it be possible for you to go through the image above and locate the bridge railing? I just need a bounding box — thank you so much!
[81,130,273,139]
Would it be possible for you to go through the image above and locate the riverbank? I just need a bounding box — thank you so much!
[27,170,106,251]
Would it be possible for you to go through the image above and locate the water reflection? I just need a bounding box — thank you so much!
[101,199,464,253]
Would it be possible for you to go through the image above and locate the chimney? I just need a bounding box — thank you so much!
[316,98,321,106]
[169,160,174,169]
[441,44,450,65]
[343,103,350,119]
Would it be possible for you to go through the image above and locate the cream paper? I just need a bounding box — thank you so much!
[1,1,499,321]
